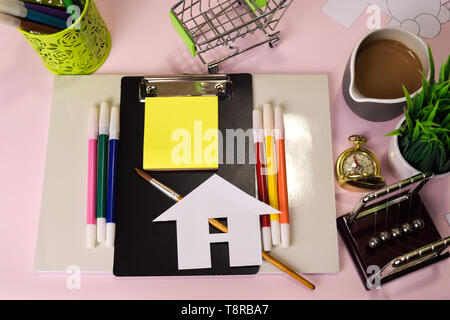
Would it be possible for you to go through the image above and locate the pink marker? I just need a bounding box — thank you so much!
[87,107,98,249]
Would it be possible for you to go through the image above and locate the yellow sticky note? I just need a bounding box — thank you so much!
[143,96,219,170]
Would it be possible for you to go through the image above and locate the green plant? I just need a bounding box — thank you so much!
[386,47,450,174]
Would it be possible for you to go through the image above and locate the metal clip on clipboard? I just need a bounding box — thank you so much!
[337,173,450,289]
[139,74,232,102]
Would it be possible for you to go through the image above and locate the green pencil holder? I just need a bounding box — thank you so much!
[19,0,111,75]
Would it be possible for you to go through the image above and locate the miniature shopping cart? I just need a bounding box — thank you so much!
[170,0,293,73]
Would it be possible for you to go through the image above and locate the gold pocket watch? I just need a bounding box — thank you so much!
[336,135,386,190]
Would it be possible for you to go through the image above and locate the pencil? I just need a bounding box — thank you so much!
[253,109,272,252]
[135,168,315,290]
[274,106,290,248]
[263,103,281,245]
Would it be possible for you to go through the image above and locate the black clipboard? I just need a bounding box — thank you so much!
[113,74,258,276]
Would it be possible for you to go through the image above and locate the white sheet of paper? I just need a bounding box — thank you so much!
[321,0,378,28]
[322,0,449,38]
[153,174,280,270]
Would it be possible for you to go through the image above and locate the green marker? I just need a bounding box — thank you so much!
[96,102,110,243]
[62,0,74,8]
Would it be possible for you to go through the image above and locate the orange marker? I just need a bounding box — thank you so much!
[274,106,290,248]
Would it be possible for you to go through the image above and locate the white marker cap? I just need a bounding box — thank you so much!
[263,103,274,134]
[252,109,264,143]
[109,106,120,140]
[86,224,96,249]
[261,226,272,252]
[98,102,110,135]
[271,220,281,245]
[0,2,27,18]
[281,223,290,249]
[88,106,98,139]
[97,218,106,243]
[0,12,20,28]
[274,106,285,140]
[106,223,116,248]
[1,0,24,7]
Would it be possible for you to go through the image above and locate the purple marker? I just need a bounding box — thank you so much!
[13,0,70,20]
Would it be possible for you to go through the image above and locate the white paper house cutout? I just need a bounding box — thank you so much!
[153,174,279,270]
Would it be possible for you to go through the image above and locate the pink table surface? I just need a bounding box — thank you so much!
[0,0,449,300]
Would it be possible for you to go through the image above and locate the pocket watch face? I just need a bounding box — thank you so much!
[342,152,376,176]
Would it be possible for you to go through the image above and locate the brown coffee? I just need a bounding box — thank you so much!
[355,39,423,99]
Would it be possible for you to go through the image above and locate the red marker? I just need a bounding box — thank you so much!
[253,109,272,251]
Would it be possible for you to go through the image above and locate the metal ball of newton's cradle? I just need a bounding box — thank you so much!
[368,236,381,249]
[413,218,425,230]
[402,223,414,234]
[379,231,391,243]
[391,227,403,239]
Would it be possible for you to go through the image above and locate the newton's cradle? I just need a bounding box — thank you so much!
[337,173,450,288]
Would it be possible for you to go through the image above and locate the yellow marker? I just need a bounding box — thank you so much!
[263,103,281,245]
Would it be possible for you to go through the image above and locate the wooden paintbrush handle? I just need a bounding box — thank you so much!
[261,251,316,290]
[208,218,316,290]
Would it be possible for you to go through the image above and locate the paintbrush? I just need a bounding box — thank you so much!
[135,168,316,290]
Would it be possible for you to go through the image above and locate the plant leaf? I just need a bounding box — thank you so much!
[443,54,450,82]
[403,86,415,115]
[420,73,430,103]
[439,58,445,83]
[428,46,435,85]
[437,144,446,172]
[385,129,403,137]
[443,113,450,130]
[414,87,425,113]
[404,139,427,163]
[427,100,439,123]
[404,106,413,138]
[412,120,420,141]
[400,135,410,154]
[438,83,449,100]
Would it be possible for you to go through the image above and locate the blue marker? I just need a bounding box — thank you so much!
[0,2,67,30]
[106,106,120,248]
